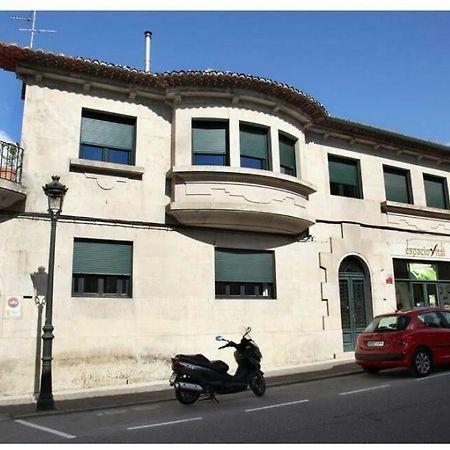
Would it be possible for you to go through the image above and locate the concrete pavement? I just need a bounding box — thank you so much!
[0,355,361,419]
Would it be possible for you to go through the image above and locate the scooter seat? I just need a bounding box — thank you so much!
[210,360,229,373]
[177,354,229,373]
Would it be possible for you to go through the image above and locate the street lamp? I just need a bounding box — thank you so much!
[37,175,68,410]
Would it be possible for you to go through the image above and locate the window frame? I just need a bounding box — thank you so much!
[327,154,363,199]
[383,165,413,204]
[72,238,133,299]
[72,274,131,298]
[79,109,137,166]
[423,173,449,210]
[279,132,297,177]
[191,119,230,167]
[239,122,271,171]
[214,248,276,300]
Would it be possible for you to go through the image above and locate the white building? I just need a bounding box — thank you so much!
[1,42,449,400]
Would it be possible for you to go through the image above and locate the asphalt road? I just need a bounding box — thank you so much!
[2,368,450,443]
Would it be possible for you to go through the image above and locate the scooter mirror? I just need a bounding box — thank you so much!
[215,336,224,341]
[245,326,252,334]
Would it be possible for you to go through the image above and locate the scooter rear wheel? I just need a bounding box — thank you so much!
[250,373,266,397]
[175,388,200,405]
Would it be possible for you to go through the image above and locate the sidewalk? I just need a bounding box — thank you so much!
[0,356,361,419]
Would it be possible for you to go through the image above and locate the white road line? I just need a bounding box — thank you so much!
[416,372,450,381]
[15,419,76,439]
[339,384,391,396]
[127,417,203,430]
[245,399,310,412]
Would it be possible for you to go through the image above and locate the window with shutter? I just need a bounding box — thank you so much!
[328,155,363,199]
[424,174,449,209]
[215,248,276,299]
[192,120,229,166]
[239,124,270,170]
[279,133,297,176]
[80,110,136,166]
[383,166,412,204]
[72,238,133,297]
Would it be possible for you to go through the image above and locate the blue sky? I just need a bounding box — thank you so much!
[1,11,450,146]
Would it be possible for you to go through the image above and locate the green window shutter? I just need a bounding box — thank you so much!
[81,113,134,151]
[240,125,268,160]
[328,157,358,186]
[384,168,411,203]
[73,240,132,276]
[215,249,275,283]
[192,121,228,154]
[424,175,447,209]
[279,134,296,174]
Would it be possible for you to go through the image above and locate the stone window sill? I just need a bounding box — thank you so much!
[70,158,144,179]
[381,200,450,220]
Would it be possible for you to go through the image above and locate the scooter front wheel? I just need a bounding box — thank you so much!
[175,388,200,405]
[250,373,266,397]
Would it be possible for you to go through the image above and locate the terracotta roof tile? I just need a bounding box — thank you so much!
[0,42,327,120]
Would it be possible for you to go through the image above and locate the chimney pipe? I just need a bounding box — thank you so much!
[144,31,152,72]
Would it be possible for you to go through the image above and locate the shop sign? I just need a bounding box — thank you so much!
[6,296,21,318]
[405,243,445,258]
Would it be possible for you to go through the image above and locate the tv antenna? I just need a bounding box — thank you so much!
[10,11,56,48]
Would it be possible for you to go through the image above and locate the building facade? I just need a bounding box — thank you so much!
[1,42,450,400]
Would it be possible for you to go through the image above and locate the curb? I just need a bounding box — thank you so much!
[5,363,362,420]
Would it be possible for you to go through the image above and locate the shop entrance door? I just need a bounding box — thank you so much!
[412,283,438,308]
[339,257,372,352]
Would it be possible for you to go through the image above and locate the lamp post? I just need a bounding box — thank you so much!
[37,175,68,410]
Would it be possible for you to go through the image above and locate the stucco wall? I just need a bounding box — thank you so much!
[1,77,450,399]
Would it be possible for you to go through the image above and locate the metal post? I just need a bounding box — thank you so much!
[36,214,57,410]
[30,11,36,48]
[144,31,152,72]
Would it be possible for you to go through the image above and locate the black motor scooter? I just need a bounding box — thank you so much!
[169,327,265,404]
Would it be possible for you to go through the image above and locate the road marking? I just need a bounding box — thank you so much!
[96,408,128,416]
[130,404,160,412]
[127,417,203,430]
[339,384,390,396]
[416,372,450,381]
[15,419,76,439]
[245,399,310,412]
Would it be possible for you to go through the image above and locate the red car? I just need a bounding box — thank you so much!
[355,307,450,377]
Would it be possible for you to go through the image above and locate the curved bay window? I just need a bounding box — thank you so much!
[239,124,270,170]
[192,120,229,166]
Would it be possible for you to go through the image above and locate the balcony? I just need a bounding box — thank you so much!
[0,140,26,210]
[166,166,316,235]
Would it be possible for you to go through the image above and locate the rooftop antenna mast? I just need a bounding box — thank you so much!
[10,11,56,48]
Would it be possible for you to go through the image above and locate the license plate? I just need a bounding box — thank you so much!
[367,341,384,347]
[169,372,177,384]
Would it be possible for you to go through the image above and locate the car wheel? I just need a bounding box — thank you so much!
[411,348,432,378]
[362,366,380,374]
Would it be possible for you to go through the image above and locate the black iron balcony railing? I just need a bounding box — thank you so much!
[0,140,24,183]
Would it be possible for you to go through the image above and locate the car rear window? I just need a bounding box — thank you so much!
[364,315,410,332]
